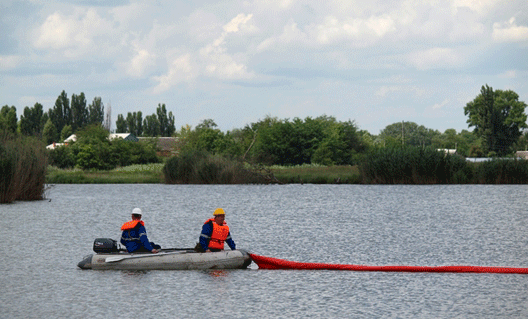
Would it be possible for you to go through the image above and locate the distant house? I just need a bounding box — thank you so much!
[516,151,528,160]
[46,142,67,150]
[109,133,139,142]
[437,149,457,155]
[47,133,138,150]
[64,134,77,143]
[138,137,179,157]
[62,133,139,142]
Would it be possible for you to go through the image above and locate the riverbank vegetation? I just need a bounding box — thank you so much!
[2,85,528,192]
[0,133,48,203]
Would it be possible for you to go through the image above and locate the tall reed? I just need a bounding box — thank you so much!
[0,134,48,203]
[163,151,265,184]
[472,159,528,184]
[359,147,467,184]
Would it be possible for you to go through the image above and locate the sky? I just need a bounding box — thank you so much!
[1,0,527,135]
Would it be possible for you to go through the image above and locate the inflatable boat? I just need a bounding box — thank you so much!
[77,238,252,270]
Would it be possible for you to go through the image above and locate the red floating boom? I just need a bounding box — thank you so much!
[249,253,528,274]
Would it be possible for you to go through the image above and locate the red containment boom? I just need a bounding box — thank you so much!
[249,254,528,274]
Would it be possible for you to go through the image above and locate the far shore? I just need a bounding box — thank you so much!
[45,164,362,184]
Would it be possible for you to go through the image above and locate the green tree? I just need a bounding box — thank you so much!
[0,105,18,134]
[48,90,70,135]
[464,84,528,156]
[115,114,127,133]
[126,112,137,135]
[88,97,105,126]
[20,103,44,137]
[60,125,73,141]
[42,118,57,145]
[143,114,160,136]
[136,111,143,136]
[380,121,440,148]
[71,92,87,131]
[156,103,175,136]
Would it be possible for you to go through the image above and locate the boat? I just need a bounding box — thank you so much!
[77,238,252,270]
[78,248,252,270]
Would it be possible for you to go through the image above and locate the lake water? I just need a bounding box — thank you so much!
[1,184,528,318]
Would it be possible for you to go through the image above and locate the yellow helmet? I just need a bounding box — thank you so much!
[213,208,226,216]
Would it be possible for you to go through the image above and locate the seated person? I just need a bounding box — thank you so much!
[120,208,160,253]
[197,208,236,252]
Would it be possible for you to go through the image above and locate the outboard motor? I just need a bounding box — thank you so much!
[93,238,119,253]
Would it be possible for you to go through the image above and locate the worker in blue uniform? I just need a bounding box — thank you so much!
[120,208,160,253]
[197,208,236,252]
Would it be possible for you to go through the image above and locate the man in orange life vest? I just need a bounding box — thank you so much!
[198,208,236,252]
[120,208,160,253]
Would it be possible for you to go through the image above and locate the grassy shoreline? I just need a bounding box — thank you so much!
[45,164,361,184]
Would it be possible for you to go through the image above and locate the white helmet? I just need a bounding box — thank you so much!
[132,207,143,216]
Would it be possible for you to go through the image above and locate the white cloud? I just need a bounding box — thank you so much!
[406,47,464,70]
[126,48,155,78]
[257,20,307,51]
[0,55,22,70]
[153,13,255,92]
[33,8,115,57]
[223,13,255,33]
[492,17,528,42]
[452,0,501,16]
[431,99,450,110]
[152,54,197,93]
[498,70,516,79]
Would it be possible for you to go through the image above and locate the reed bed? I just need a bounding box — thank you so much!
[46,164,164,184]
[1,135,48,203]
[359,147,468,184]
[163,151,265,184]
[270,165,361,184]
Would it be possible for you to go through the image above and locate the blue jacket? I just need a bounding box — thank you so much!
[120,223,155,253]
[199,220,236,251]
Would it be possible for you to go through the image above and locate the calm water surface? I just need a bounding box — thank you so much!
[1,184,528,318]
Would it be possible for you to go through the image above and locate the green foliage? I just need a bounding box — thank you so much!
[48,90,69,136]
[0,135,48,203]
[76,143,108,170]
[42,118,58,145]
[359,146,468,184]
[379,121,440,147]
[87,97,104,126]
[48,145,76,169]
[75,124,109,143]
[20,103,44,137]
[116,103,175,137]
[464,85,528,156]
[0,105,18,134]
[60,125,73,141]
[241,115,365,166]
[48,124,159,170]
[71,92,87,131]
[472,159,528,184]
[116,114,127,133]
[125,111,143,136]
[163,150,264,184]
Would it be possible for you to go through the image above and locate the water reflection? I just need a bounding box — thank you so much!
[205,269,229,278]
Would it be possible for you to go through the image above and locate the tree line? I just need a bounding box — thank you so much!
[0,90,177,145]
[1,84,527,166]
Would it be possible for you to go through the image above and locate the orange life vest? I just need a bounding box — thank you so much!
[205,218,230,250]
[121,220,145,231]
